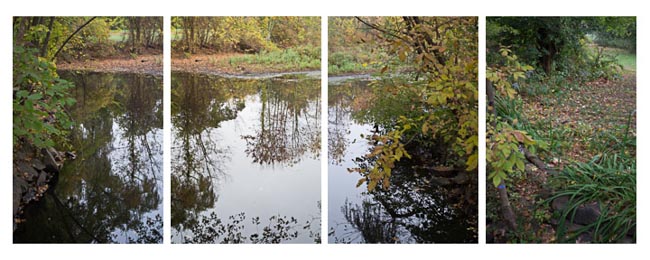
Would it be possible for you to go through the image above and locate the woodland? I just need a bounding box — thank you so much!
[171,17,320,74]
[13,17,164,243]
[328,17,478,243]
[486,17,636,243]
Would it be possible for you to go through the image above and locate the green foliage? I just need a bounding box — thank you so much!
[349,17,478,192]
[172,17,320,54]
[585,47,624,80]
[225,45,320,70]
[549,153,636,242]
[351,117,413,191]
[487,17,634,80]
[487,122,535,186]
[13,45,75,148]
[589,17,636,52]
[487,49,543,187]
[13,17,161,61]
[487,47,534,99]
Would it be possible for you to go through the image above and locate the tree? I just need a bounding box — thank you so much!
[349,17,478,194]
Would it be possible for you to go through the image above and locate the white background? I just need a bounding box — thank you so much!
[1,0,645,259]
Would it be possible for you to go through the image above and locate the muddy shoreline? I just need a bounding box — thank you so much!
[57,54,163,76]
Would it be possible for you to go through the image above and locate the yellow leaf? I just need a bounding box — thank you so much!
[369,145,384,157]
[382,178,391,190]
[466,153,478,171]
[356,178,366,187]
[368,180,377,192]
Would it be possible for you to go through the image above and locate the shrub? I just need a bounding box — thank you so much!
[13,45,75,148]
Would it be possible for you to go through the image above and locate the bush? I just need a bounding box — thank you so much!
[13,45,75,148]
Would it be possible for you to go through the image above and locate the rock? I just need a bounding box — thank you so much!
[17,162,39,181]
[32,158,46,171]
[23,188,36,202]
[41,148,61,173]
[551,195,569,212]
[430,176,451,186]
[452,172,469,184]
[573,202,601,226]
[552,195,601,225]
[618,236,635,243]
[13,175,29,216]
[37,171,48,186]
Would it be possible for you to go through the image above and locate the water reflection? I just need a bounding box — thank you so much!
[242,81,321,166]
[171,72,321,243]
[328,80,477,243]
[13,72,163,243]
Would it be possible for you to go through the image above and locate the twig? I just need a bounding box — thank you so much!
[51,17,97,62]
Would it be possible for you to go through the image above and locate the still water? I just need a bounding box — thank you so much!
[171,72,321,244]
[328,79,477,243]
[14,71,163,243]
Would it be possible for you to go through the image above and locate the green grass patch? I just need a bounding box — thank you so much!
[328,49,379,75]
[593,46,636,72]
[612,52,636,72]
[548,152,636,243]
[223,45,320,71]
[109,30,127,42]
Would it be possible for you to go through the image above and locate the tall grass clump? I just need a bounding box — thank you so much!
[549,152,636,243]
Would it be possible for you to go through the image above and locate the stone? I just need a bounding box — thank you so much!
[573,202,601,226]
[552,195,601,225]
[37,171,48,186]
[13,175,29,216]
[430,176,451,186]
[618,236,636,244]
[41,148,61,173]
[32,158,46,171]
[17,162,39,181]
[551,195,569,212]
[452,172,469,184]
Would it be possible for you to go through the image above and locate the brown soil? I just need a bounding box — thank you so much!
[57,54,163,76]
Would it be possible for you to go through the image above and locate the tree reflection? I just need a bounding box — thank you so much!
[171,73,255,233]
[333,144,477,243]
[328,79,477,244]
[13,72,163,243]
[179,201,321,244]
[242,78,321,166]
[170,74,321,243]
[328,81,373,165]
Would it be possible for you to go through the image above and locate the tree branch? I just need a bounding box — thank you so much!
[354,16,410,43]
[51,17,97,62]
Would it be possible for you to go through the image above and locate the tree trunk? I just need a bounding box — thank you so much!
[40,17,55,58]
[14,17,30,45]
[537,27,557,75]
[487,79,518,230]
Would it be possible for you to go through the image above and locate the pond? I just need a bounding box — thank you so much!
[328,79,477,243]
[171,72,321,244]
[13,71,163,243]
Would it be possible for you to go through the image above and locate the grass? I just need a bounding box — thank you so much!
[109,30,127,42]
[588,45,636,72]
[611,51,636,72]
[488,57,636,242]
[548,152,636,243]
[328,46,413,76]
[328,49,379,75]
[219,45,320,72]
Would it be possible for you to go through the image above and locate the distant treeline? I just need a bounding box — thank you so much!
[171,17,320,54]
[13,16,163,61]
